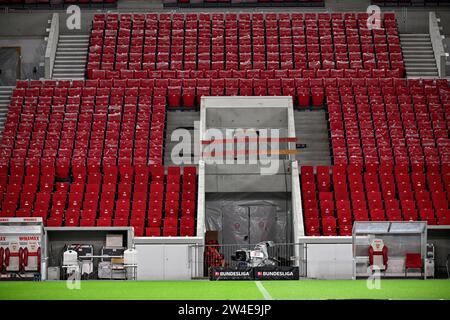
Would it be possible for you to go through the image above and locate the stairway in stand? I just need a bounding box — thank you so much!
[400,33,438,77]
[295,110,331,166]
[0,86,14,140]
[52,34,89,80]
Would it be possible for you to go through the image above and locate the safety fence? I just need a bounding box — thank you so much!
[188,242,304,278]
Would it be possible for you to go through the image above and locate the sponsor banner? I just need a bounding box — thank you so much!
[0,235,41,273]
[210,267,254,281]
[210,266,299,280]
[0,217,43,223]
[254,266,299,280]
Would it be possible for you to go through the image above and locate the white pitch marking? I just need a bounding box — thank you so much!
[255,281,273,300]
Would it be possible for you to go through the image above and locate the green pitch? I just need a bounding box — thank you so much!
[0,280,449,300]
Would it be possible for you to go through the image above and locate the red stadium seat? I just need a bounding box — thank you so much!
[301,160,450,236]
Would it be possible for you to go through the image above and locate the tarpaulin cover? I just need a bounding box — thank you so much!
[0,48,19,86]
[205,192,291,245]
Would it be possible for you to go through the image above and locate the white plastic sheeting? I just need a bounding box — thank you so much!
[0,48,19,85]
[205,192,291,245]
[0,38,46,81]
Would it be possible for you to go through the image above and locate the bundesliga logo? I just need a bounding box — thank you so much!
[261,271,294,276]
[219,271,250,276]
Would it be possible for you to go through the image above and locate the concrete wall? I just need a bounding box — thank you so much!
[205,170,292,193]
[394,9,428,33]
[0,12,52,80]
[435,12,450,74]
[1,5,450,37]
[436,11,450,36]
[58,10,96,35]
[0,11,95,36]
[0,12,50,37]
[0,37,45,79]
[0,10,96,80]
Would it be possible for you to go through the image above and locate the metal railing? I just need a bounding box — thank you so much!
[189,242,304,278]
[44,13,59,79]
[429,11,447,77]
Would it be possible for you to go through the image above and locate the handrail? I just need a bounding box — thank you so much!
[291,161,304,267]
[44,13,59,79]
[196,160,206,240]
[429,11,447,77]
[291,161,304,240]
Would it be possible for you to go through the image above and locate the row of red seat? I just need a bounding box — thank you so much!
[75,75,417,109]
[87,68,407,81]
[91,11,396,24]
[7,77,446,113]
[0,165,197,237]
[88,68,404,81]
[328,78,450,166]
[16,77,422,89]
[301,164,450,236]
[87,12,402,76]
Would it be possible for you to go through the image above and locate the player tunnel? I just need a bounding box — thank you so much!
[197,97,303,249]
